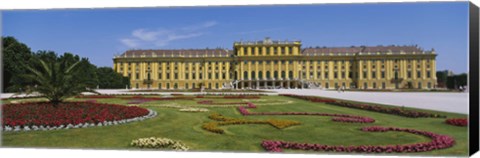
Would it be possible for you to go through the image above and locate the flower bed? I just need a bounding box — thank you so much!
[280,94,336,103]
[2,101,156,132]
[224,95,261,99]
[280,94,446,118]
[130,137,189,151]
[75,95,116,99]
[126,99,157,104]
[202,113,301,134]
[262,126,455,153]
[121,96,195,104]
[196,100,248,105]
[238,103,375,123]
[85,100,97,103]
[328,101,445,118]
[445,118,468,126]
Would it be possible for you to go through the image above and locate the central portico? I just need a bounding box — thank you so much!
[233,37,306,89]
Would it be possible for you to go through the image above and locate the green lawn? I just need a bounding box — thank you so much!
[1,95,468,156]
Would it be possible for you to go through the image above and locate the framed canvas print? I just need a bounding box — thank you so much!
[1,0,479,158]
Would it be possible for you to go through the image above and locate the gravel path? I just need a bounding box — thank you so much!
[273,89,469,114]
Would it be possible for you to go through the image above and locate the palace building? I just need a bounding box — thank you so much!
[113,38,437,90]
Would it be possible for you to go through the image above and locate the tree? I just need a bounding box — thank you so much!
[446,73,468,90]
[436,71,448,88]
[96,67,130,89]
[13,57,98,104]
[2,36,33,92]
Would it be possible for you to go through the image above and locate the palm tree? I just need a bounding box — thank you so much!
[13,57,98,105]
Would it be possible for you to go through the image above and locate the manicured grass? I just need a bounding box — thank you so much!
[1,95,468,156]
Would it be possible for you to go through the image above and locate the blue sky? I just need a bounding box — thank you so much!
[2,2,469,73]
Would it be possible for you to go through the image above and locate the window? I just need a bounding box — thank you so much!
[185,73,189,79]
[427,71,431,78]
[407,71,412,78]
[166,73,170,79]
[136,73,139,79]
[363,71,367,78]
[159,73,162,80]
[174,73,178,79]
[215,73,219,79]
[334,72,338,79]
[381,71,385,78]
[417,71,421,78]
[373,83,377,89]
[158,83,162,89]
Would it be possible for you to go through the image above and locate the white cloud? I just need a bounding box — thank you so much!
[120,38,140,48]
[181,21,217,31]
[120,21,217,48]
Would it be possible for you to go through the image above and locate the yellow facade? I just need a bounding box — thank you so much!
[113,38,437,90]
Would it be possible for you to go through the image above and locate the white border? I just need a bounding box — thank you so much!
[1,0,478,158]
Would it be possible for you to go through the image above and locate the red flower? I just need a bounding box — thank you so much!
[2,101,150,128]
[261,126,455,153]
[445,118,468,126]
